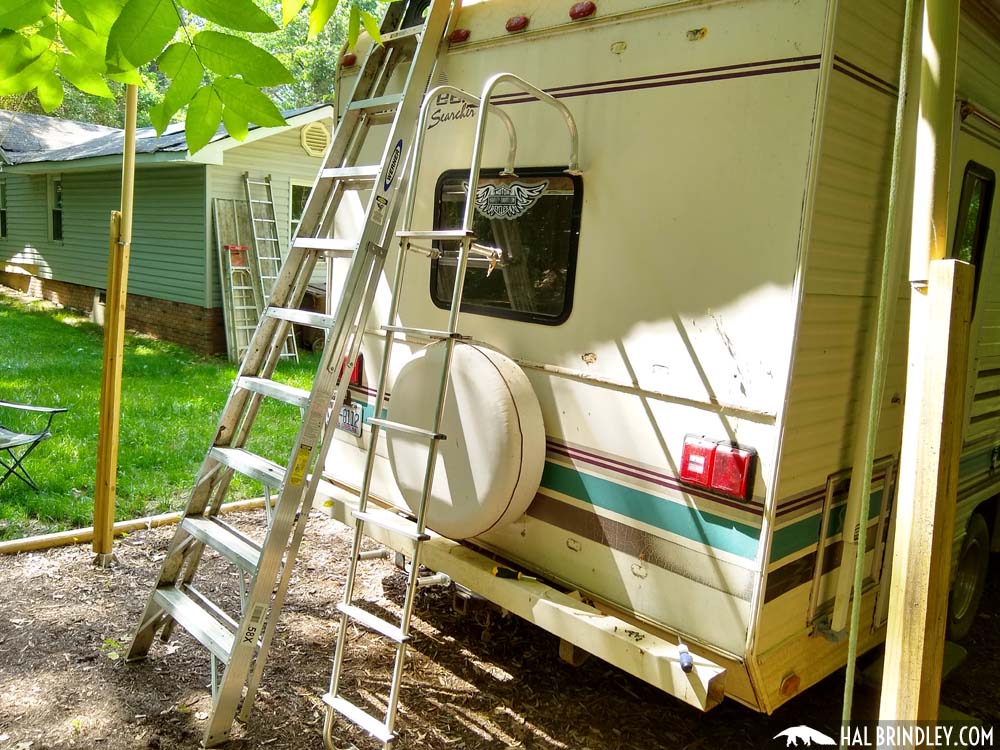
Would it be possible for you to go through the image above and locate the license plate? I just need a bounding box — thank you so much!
[337,402,363,437]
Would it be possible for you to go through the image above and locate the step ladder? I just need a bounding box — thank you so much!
[244,173,298,361]
[322,73,580,749]
[124,2,458,746]
[213,199,263,362]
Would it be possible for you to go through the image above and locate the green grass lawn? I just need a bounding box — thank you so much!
[0,288,320,540]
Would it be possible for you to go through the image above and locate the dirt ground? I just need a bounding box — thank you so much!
[1,510,997,750]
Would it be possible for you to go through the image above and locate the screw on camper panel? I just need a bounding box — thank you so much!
[677,639,694,673]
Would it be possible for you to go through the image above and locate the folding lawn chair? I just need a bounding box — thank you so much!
[0,400,68,490]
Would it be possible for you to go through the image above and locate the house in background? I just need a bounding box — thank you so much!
[0,105,334,354]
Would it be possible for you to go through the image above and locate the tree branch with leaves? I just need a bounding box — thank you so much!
[0,0,381,152]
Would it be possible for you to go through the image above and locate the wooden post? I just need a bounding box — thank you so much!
[92,84,138,566]
[879,260,972,720]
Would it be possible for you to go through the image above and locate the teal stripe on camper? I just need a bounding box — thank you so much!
[769,489,884,562]
[540,463,761,560]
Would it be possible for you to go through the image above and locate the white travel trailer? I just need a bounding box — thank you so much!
[314,0,1000,716]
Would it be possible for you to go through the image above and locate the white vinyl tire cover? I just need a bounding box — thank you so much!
[385,342,545,539]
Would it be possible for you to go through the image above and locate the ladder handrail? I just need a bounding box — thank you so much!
[400,84,519,232]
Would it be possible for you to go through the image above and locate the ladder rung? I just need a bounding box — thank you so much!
[322,694,395,744]
[237,376,311,409]
[152,587,235,663]
[292,237,356,257]
[210,447,285,490]
[266,307,336,329]
[249,199,271,204]
[380,26,422,44]
[368,417,445,440]
[247,180,270,187]
[397,229,475,240]
[254,218,277,224]
[382,324,465,341]
[181,516,261,572]
[352,510,430,542]
[337,603,408,643]
[348,93,404,114]
[322,165,381,182]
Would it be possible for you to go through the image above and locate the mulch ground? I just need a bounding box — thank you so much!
[1,510,997,750]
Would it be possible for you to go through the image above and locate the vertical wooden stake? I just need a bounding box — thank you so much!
[93,84,138,566]
[879,259,973,720]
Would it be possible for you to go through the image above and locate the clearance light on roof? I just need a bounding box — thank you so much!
[506,14,529,33]
[569,1,597,20]
[679,436,756,502]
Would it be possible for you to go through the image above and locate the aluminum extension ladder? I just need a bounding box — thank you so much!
[124,2,458,746]
[322,74,580,749]
[244,173,298,361]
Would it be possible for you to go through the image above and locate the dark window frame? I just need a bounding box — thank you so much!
[951,160,995,310]
[0,180,7,239]
[49,176,63,242]
[429,166,584,326]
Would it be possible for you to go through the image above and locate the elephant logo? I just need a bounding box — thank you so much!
[774,726,837,746]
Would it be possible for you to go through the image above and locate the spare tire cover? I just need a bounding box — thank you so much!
[385,341,545,539]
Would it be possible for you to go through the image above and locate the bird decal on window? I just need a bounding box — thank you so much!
[465,180,548,220]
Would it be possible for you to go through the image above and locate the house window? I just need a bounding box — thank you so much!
[48,176,63,241]
[290,181,311,242]
[951,161,995,308]
[430,168,583,325]
[0,180,7,239]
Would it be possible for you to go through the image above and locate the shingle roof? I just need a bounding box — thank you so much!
[0,104,330,166]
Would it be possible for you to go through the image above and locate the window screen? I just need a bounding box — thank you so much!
[431,168,583,325]
[952,161,995,308]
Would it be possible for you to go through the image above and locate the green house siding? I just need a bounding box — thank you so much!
[0,164,208,307]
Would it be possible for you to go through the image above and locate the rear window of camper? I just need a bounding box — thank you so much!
[952,161,995,306]
[430,168,583,325]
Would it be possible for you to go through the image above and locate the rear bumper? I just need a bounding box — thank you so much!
[321,485,727,711]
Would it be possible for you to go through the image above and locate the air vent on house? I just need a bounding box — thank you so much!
[300,122,331,157]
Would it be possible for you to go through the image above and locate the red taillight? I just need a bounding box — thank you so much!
[680,436,756,501]
[340,354,364,387]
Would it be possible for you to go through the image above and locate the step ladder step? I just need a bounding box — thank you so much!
[322,694,395,744]
[181,516,262,572]
[397,229,475,241]
[382,324,465,341]
[321,165,381,183]
[337,603,409,643]
[237,376,311,409]
[292,237,356,258]
[348,93,404,115]
[380,26,422,45]
[368,417,445,440]
[352,509,430,543]
[152,587,235,663]
[266,306,336,329]
[210,447,285,490]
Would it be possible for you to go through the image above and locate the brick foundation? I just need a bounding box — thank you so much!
[1,272,226,356]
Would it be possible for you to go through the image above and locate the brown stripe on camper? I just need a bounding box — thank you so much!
[832,56,899,97]
[525,493,756,601]
[763,523,882,603]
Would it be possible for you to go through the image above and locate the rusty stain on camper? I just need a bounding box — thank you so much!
[687,27,707,41]
[609,41,627,55]
[581,352,597,365]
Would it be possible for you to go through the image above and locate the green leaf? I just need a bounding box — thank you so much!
[0,48,55,95]
[0,31,39,77]
[108,68,142,84]
[60,18,108,67]
[281,0,308,26]
[185,84,223,154]
[106,0,180,70]
[176,0,277,33]
[37,70,64,111]
[308,0,338,39]
[193,30,293,86]
[360,10,381,47]
[63,0,127,34]
[150,43,203,134]
[59,53,114,97]
[0,0,54,32]
[222,106,249,141]
[213,76,286,127]
[347,4,360,50]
